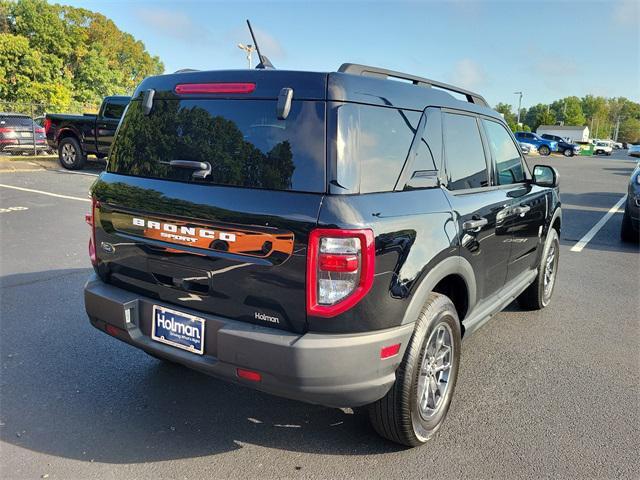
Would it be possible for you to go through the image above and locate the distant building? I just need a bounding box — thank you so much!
[536,125,590,143]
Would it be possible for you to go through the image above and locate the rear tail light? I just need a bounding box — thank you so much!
[43,118,51,134]
[174,82,256,94]
[0,128,17,137]
[307,229,375,317]
[35,127,45,134]
[86,197,99,266]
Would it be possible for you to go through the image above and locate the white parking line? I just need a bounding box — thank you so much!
[570,195,627,252]
[0,183,90,202]
[53,169,99,177]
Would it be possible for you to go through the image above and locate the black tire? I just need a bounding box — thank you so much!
[563,148,573,157]
[517,228,559,310]
[621,208,638,243]
[539,145,550,156]
[595,150,602,155]
[58,136,86,170]
[368,293,461,447]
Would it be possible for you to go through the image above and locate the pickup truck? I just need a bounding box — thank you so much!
[45,96,130,169]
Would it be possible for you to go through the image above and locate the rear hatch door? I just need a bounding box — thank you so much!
[92,71,327,334]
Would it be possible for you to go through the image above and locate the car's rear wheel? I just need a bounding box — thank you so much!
[517,228,559,310]
[563,148,573,157]
[368,292,461,447]
[58,137,86,170]
[621,208,638,243]
[539,145,550,156]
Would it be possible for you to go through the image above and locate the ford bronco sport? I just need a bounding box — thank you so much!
[84,63,561,447]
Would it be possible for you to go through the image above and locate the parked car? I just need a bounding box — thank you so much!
[621,162,640,242]
[514,131,558,156]
[45,96,130,170]
[84,63,561,447]
[0,113,47,155]
[540,133,581,157]
[519,142,538,155]
[628,145,640,158]
[613,142,623,149]
[593,141,613,155]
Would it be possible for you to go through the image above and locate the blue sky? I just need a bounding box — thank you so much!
[59,0,639,108]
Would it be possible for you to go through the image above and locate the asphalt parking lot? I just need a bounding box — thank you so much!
[0,152,638,479]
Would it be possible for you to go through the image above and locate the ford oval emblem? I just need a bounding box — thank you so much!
[101,242,115,254]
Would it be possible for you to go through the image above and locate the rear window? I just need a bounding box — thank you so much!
[108,99,326,192]
[0,115,35,128]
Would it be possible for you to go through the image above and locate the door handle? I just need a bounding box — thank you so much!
[462,217,488,232]
[512,205,531,216]
[169,160,212,179]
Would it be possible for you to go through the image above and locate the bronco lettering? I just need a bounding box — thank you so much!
[132,217,236,242]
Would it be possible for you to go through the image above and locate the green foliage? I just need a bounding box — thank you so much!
[618,118,640,144]
[1,0,163,111]
[500,93,640,141]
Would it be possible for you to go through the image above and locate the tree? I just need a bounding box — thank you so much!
[618,118,640,144]
[525,103,555,131]
[1,0,163,111]
[494,103,518,131]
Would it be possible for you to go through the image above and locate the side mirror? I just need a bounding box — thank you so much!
[532,165,559,188]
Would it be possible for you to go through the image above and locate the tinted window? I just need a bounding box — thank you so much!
[109,99,326,192]
[336,104,420,193]
[103,102,126,120]
[413,108,441,172]
[483,120,525,185]
[0,115,34,128]
[443,113,488,190]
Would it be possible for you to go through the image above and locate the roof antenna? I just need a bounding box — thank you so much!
[246,20,275,69]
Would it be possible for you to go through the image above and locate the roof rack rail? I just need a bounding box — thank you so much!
[338,63,489,107]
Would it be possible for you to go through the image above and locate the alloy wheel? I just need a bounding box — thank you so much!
[61,143,76,165]
[543,244,557,300]
[417,323,454,419]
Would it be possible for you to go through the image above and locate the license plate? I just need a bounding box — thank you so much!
[19,132,32,138]
[151,305,205,355]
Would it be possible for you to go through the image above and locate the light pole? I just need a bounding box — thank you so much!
[237,43,255,69]
[514,91,523,128]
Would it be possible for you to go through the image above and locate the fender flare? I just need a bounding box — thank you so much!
[400,255,477,326]
[56,127,82,148]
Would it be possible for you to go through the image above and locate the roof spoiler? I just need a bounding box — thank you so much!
[338,63,489,107]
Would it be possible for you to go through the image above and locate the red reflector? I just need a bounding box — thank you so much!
[237,368,262,382]
[105,324,122,336]
[175,82,256,94]
[85,213,93,226]
[319,253,359,272]
[380,343,401,359]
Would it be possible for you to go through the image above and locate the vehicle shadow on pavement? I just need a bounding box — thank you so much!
[0,269,405,464]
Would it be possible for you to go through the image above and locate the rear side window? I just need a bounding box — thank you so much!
[102,102,126,120]
[443,113,488,190]
[336,104,420,193]
[108,99,326,192]
[482,119,525,185]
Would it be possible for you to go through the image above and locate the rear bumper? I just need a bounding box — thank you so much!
[84,274,414,408]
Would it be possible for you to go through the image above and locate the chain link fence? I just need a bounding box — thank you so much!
[0,100,100,156]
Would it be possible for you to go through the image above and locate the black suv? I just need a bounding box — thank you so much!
[84,64,561,447]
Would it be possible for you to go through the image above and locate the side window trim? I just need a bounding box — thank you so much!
[441,110,492,192]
